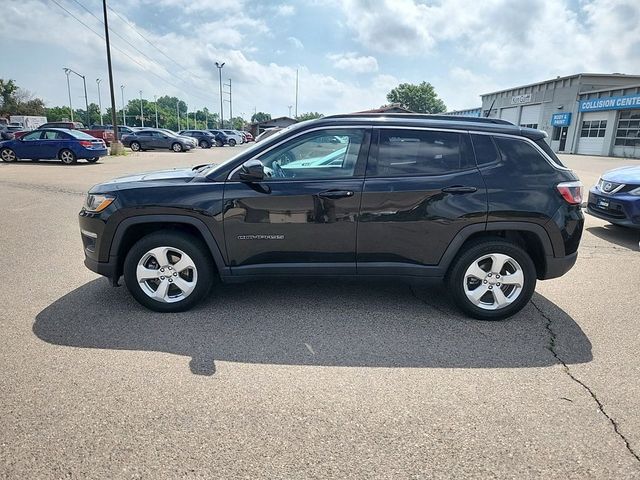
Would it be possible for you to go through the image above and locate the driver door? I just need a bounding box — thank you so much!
[223,127,371,275]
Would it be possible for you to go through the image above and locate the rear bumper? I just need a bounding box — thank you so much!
[78,147,108,158]
[542,251,578,280]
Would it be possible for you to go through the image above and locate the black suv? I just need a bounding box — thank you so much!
[79,114,583,320]
[178,130,217,148]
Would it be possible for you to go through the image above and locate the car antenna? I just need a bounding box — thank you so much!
[485,99,496,117]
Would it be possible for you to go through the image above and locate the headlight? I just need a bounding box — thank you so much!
[84,194,115,212]
[630,186,640,196]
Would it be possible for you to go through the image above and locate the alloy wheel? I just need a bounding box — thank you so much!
[136,246,198,303]
[1,148,17,162]
[463,253,524,311]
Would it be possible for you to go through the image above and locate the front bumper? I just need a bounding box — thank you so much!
[84,255,120,286]
[587,189,640,228]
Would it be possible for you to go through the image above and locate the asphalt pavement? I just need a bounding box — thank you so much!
[0,147,639,479]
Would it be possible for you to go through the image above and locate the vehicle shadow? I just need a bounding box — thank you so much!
[33,279,592,376]
[586,225,639,250]
[0,160,101,166]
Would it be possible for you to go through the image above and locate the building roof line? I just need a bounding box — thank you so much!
[578,83,640,96]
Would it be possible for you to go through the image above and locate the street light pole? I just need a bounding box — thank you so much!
[295,68,299,118]
[64,68,89,126]
[64,69,74,121]
[139,90,144,127]
[102,0,121,152]
[154,95,158,128]
[176,100,180,131]
[215,61,225,128]
[120,85,126,126]
[96,79,103,125]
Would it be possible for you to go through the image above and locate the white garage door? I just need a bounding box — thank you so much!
[500,107,518,124]
[577,112,608,155]
[520,104,541,128]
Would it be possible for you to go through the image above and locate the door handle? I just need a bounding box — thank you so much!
[441,186,478,194]
[317,190,354,199]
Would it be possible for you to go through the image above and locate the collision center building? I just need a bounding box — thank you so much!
[480,73,640,158]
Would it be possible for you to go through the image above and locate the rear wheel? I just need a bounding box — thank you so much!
[59,149,77,165]
[130,141,141,152]
[447,239,537,320]
[228,138,236,147]
[199,140,210,149]
[171,142,183,152]
[0,148,17,162]
[215,140,223,147]
[86,157,99,163]
[123,232,215,312]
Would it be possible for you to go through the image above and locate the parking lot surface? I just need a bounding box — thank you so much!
[1,147,639,478]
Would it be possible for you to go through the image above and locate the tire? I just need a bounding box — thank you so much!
[171,142,183,152]
[130,141,141,152]
[199,140,210,149]
[215,140,223,147]
[123,232,215,313]
[0,147,17,162]
[59,149,77,165]
[86,157,99,163]
[228,139,236,147]
[446,238,537,321]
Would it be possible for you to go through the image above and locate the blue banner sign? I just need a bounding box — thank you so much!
[579,94,640,112]
[551,112,572,126]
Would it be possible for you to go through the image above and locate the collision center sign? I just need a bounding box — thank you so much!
[579,94,640,112]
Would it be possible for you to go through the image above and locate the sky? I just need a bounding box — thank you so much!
[2,0,640,120]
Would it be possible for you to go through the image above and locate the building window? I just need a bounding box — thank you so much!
[552,127,561,141]
[520,123,538,129]
[580,120,607,138]
[614,110,640,146]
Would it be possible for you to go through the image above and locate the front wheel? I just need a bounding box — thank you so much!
[123,232,215,312]
[59,149,77,165]
[0,148,17,162]
[447,239,537,320]
[228,139,236,147]
[199,140,210,149]
[171,142,183,152]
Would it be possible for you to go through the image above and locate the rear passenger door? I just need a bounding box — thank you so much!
[357,128,487,271]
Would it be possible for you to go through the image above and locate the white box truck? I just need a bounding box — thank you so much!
[9,115,47,130]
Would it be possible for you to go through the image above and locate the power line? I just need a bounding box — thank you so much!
[50,0,214,105]
[70,0,212,95]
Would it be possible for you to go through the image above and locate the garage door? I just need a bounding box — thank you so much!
[577,112,608,155]
[520,104,541,128]
[500,107,518,124]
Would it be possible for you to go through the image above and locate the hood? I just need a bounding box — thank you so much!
[90,168,198,193]
[601,165,640,183]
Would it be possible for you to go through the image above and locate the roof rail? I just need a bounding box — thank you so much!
[325,112,514,125]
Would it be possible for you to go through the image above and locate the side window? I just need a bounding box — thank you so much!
[471,134,500,166]
[138,131,152,137]
[22,131,43,141]
[493,137,555,174]
[258,129,365,180]
[42,131,62,140]
[372,129,471,177]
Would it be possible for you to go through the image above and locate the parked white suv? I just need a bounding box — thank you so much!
[223,130,244,146]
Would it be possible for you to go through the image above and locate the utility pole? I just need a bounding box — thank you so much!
[154,95,158,128]
[224,78,232,126]
[102,0,121,152]
[185,104,189,129]
[176,100,180,131]
[295,68,299,118]
[96,79,103,124]
[120,85,126,126]
[64,69,74,121]
[215,62,225,128]
[139,90,144,127]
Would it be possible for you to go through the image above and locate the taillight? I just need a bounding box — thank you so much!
[557,181,583,205]
[79,140,93,148]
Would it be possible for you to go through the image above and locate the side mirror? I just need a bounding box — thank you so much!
[239,159,265,182]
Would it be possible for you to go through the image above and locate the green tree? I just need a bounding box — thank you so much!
[386,81,446,114]
[228,116,246,130]
[251,112,271,123]
[0,79,46,117]
[295,112,323,122]
[0,79,18,112]
[45,106,73,122]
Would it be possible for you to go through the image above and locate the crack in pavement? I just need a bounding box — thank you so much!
[0,180,85,197]
[531,299,640,464]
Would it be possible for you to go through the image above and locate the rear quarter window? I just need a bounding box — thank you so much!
[493,137,555,175]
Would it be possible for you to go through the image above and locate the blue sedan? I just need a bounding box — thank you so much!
[0,128,108,164]
[587,165,640,229]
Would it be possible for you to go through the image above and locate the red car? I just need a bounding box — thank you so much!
[14,121,114,144]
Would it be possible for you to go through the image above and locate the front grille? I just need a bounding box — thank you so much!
[588,203,627,219]
[620,184,640,193]
[599,179,625,194]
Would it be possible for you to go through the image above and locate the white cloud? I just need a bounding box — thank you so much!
[327,52,378,73]
[287,36,304,50]
[275,4,295,16]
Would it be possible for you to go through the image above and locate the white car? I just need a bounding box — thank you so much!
[223,130,244,146]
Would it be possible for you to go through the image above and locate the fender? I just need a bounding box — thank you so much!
[437,221,556,272]
[109,214,229,276]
